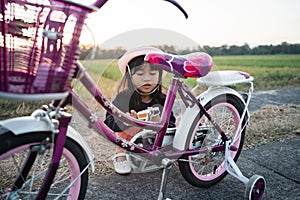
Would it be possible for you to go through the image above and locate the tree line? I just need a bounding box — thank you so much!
[79,42,300,60]
[202,42,300,56]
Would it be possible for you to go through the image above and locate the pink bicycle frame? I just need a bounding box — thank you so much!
[64,61,229,161]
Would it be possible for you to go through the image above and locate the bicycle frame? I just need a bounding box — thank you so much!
[64,61,234,161]
[3,59,241,199]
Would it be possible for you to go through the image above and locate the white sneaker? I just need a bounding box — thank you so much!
[113,153,131,175]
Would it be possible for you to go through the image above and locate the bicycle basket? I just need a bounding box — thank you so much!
[0,0,95,100]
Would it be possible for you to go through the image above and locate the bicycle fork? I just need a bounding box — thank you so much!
[35,113,72,200]
[7,113,72,200]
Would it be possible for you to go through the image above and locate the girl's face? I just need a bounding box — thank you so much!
[130,63,160,94]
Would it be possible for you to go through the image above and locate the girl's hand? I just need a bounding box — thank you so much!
[148,107,160,122]
[129,110,138,119]
[150,114,160,122]
[123,110,138,126]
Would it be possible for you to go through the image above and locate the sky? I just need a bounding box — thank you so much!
[79,0,300,49]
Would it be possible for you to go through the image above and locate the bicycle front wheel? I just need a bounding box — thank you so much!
[179,94,246,188]
[0,132,88,200]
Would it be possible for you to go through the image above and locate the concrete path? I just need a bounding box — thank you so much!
[85,137,299,200]
[85,88,300,199]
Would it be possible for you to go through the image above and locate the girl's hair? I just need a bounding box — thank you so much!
[116,55,166,108]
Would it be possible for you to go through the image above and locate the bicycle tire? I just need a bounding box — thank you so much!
[0,131,88,200]
[178,94,246,188]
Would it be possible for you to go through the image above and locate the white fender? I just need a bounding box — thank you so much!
[173,86,247,150]
[0,110,54,134]
[0,110,94,172]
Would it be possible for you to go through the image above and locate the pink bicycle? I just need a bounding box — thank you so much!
[0,0,266,199]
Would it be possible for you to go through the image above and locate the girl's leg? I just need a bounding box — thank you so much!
[113,132,133,174]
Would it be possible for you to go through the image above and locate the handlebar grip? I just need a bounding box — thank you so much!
[92,0,109,9]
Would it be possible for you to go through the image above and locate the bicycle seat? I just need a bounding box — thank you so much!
[144,52,213,78]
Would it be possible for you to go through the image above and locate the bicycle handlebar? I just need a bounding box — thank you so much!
[162,0,188,18]
[91,0,188,18]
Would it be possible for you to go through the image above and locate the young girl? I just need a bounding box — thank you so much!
[104,46,176,174]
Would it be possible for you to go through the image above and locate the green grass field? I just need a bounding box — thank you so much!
[213,54,300,68]
[1,54,299,119]
[213,55,300,90]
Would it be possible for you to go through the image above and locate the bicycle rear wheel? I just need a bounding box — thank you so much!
[179,94,246,188]
[0,132,88,200]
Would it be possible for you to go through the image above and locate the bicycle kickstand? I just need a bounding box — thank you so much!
[158,158,174,200]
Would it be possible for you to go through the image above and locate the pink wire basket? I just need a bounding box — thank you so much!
[0,0,95,100]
